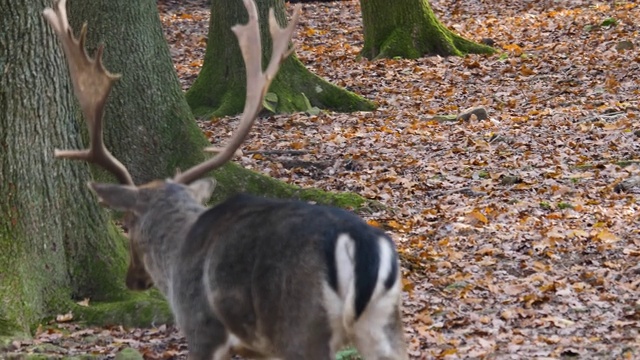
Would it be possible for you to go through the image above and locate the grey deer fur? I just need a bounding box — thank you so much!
[42,0,409,359]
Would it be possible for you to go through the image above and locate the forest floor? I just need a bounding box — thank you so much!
[9,0,639,359]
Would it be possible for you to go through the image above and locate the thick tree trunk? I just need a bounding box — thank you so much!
[0,0,128,335]
[185,0,375,117]
[359,0,495,59]
[68,0,211,184]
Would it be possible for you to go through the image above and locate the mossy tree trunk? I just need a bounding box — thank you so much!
[0,0,129,335]
[186,0,375,117]
[359,0,495,59]
[68,0,211,184]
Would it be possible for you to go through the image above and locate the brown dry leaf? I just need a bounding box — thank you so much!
[500,309,515,320]
[55,312,73,323]
[540,316,576,328]
[502,284,528,296]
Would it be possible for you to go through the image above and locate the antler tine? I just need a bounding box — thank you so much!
[174,0,302,184]
[43,0,134,185]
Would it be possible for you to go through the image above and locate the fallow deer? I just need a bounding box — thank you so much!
[43,0,408,358]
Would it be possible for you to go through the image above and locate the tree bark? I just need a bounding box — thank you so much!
[359,0,495,59]
[185,0,375,117]
[68,0,211,184]
[0,0,128,335]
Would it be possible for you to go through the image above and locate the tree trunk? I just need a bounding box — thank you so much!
[185,0,375,117]
[359,0,495,59]
[68,0,211,184]
[0,0,129,335]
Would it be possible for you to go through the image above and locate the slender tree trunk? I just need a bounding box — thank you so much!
[186,0,375,117]
[359,0,495,59]
[0,0,128,335]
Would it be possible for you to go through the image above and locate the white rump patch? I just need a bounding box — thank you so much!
[334,233,357,328]
[365,236,401,319]
[350,236,402,359]
[334,233,356,299]
[321,233,356,351]
[322,282,350,354]
[374,236,397,298]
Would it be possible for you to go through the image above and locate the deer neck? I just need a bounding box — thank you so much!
[140,199,206,295]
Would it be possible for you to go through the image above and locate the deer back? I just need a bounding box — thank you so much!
[170,194,402,357]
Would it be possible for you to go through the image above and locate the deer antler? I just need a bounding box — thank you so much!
[174,0,302,184]
[43,0,134,185]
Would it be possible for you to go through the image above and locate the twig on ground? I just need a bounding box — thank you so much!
[244,150,310,156]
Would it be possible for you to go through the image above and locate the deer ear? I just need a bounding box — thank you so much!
[188,178,216,204]
[88,182,139,212]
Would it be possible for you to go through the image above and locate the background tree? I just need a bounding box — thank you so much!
[186,0,375,117]
[359,0,495,59]
[0,0,130,335]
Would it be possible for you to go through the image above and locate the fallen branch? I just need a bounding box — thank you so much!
[244,150,310,156]
[427,187,486,198]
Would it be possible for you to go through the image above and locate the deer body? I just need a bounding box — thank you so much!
[42,0,408,358]
[94,180,406,359]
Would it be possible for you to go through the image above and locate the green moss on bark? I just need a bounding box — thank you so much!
[73,291,173,328]
[266,58,375,114]
[0,225,27,336]
[366,23,496,59]
[0,316,19,337]
[188,56,375,118]
[185,0,374,118]
[210,163,381,213]
[69,222,130,302]
[360,0,495,59]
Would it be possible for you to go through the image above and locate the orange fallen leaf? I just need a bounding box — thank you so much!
[385,219,404,230]
[402,278,415,294]
[366,219,381,228]
[466,209,488,225]
[440,348,457,356]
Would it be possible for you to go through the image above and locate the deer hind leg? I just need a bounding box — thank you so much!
[277,314,335,360]
[185,333,232,360]
[351,291,408,360]
[176,308,232,360]
[186,327,232,360]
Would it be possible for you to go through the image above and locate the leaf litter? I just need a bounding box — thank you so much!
[10,0,640,358]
